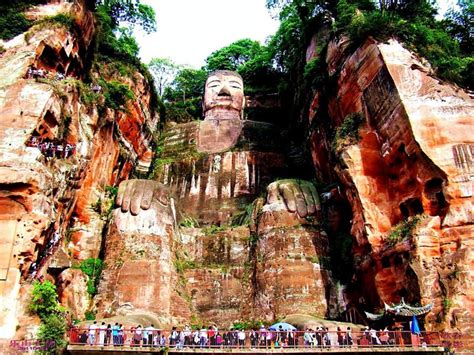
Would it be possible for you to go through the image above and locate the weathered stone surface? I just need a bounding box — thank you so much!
[0,0,156,339]
[255,198,337,320]
[57,269,89,320]
[95,202,175,319]
[308,37,474,332]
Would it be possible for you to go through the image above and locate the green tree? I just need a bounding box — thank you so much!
[37,313,67,353]
[205,39,264,72]
[29,281,62,319]
[442,0,474,56]
[0,0,44,40]
[79,258,104,296]
[148,57,181,96]
[29,280,67,353]
[164,68,207,102]
[95,0,156,33]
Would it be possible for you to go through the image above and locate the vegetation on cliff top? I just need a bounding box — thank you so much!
[0,0,45,40]
[267,0,473,91]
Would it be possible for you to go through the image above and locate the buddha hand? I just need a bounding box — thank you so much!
[267,179,320,218]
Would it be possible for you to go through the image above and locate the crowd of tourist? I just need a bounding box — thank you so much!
[25,65,66,81]
[27,136,76,159]
[71,323,410,349]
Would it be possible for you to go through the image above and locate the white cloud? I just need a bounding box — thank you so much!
[136,0,279,68]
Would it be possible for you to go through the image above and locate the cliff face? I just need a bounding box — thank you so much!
[0,0,473,342]
[308,37,473,332]
[0,0,156,338]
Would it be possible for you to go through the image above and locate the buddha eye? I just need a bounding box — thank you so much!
[207,80,221,88]
[229,81,242,89]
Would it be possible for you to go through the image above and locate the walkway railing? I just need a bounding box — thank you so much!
[68,328,466,351]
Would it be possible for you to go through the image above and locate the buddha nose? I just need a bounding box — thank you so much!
[218,86,231,97]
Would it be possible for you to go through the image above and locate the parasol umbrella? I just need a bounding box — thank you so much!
[410,315,421,335]
[268,322,297,331]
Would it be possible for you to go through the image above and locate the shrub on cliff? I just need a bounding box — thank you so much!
[99,79,135,112]
[29,280,67,353]
[387,215,423,247]
[78,258,104,296]
[29,280,63,319]
[331,112,364,153]
[36,313,67,353]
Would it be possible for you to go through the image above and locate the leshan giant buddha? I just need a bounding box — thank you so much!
[95,71,336,325]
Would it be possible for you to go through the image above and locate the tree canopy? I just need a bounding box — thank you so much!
[148,58,181,97]
[205,39,264,72]
[95,0,156,33]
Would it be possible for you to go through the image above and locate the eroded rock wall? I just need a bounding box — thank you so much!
[307,37,474,332]
[0,0,157,338]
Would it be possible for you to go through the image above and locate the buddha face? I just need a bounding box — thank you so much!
[203,71,245,115]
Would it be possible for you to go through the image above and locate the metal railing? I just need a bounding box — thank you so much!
[67,328,464,350]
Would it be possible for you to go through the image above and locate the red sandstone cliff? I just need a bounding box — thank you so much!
[0,0,157,338]
[307,36,473,333]
[0,0,472,343]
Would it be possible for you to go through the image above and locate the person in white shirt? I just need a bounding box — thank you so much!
[183,325,191,347]
[98,322,107,345]
[142,326,149,346]
[145,324,155,346]
[88,321,98,345]
[370,328,381,345]
[237,329,246,348]
[199,327,208,348]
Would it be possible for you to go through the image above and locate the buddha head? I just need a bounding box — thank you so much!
[203,70,245,119]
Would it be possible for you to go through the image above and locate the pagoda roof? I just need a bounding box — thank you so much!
[365,298,433,320]
[384,298,433,317]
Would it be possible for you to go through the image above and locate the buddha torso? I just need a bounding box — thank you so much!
[154,120,288,224]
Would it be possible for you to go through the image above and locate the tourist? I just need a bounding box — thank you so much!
[303,328,312,348]
[146,324,155,346]
[176,331,184,350]
[183,324,191,346]
[192,329,200,348]
[153,329,161,346]
[370,327,382,345]
[170,326,178,346]
[118,324,124,346]
[265,328,272,348]
[98,322,106,345]
[199,326,208,348]
[345,327,353,346]
[237,329,246,348]
[79,330,88,344]
[111,322,119,345]
[258,325,266,348]
[313,327,320,347]
[208,325,215,346]
[250,329,258,348]
[88,321,97,345]
[105,324,111,345]
[133,325,142,346]
[56,144,63,158]
[216,332,223,348]
[323,327,331,347]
